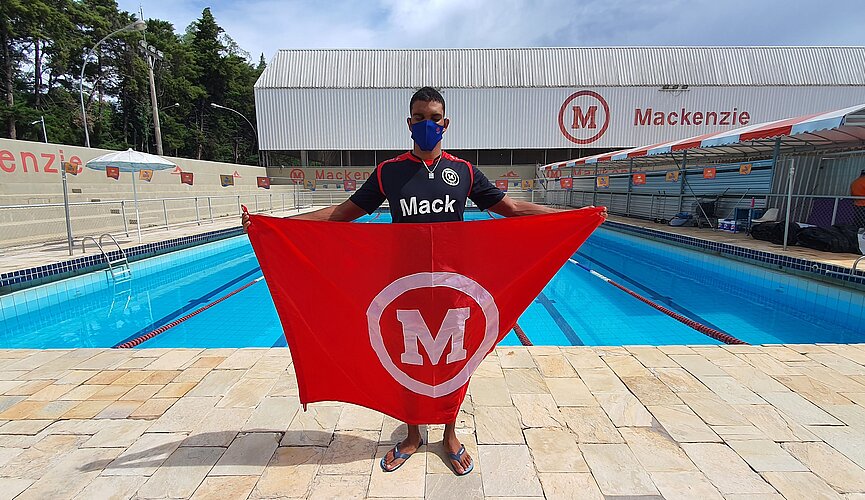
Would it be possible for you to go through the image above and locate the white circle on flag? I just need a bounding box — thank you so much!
[366,272,500,398]
[442,168,460,186]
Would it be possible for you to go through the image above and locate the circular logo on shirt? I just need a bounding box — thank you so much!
[442,168,460,186]
[366,272,500,398]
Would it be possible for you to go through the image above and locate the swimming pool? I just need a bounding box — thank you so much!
[1,212,863,348]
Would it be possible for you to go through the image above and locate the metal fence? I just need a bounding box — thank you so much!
[0,191,313,251]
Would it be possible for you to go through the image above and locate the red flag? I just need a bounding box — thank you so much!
[632,173,646,185]
[703,167,716,179]
[246,208,605,424]
[560,177,573,189]
[106,166,119,179]
[344,179,357,192]
[495,179,509,192]
[257,176,271,189]
[180,172,194,185]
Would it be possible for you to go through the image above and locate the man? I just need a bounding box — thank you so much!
[243,86,572,475]
[852,170,865,229]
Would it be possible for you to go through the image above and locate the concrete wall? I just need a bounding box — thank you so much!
[0,138,289,205]
[265,164,538,185]
[0,140,542,248]
[0,139,297,248]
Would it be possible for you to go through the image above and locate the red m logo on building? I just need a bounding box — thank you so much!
[572,105,598,129]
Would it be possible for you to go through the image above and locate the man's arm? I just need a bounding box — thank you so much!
[488,195,608,218]
[488,195,563,217]
[242,199,368,231]
[290,199,368,221]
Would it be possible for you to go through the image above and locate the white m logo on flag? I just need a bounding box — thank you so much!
[397,308,469,365]
[367,272,499,397]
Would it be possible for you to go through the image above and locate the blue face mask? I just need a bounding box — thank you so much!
[410,120,444,151]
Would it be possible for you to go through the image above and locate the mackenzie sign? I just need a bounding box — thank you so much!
[256,87,864,150]
[558,90,752,145]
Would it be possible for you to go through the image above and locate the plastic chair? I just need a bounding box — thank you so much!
[752,208,780,224]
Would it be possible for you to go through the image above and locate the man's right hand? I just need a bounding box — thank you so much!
[241,212,251,232]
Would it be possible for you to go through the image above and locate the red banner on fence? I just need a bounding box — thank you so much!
[703,168,717,179]
[180,172,194,185]
[106,166,119,180]
[63,161,79,176]
[257,176,271,189]
[495,179,509,191]
[560,177,573,189]
[245,208,606,424]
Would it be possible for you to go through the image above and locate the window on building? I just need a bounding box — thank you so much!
[346,150,375,167]
[375,151,405,163]
[448,149,478,164]
[477,149,511,165]
[513,150,546,165]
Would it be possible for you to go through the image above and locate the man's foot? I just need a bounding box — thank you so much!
[380,436,423,472]
[444,436,473,475]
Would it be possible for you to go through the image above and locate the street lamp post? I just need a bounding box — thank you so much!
[33,116,74,256]
[79,19,146,148]
[210,103,260,166]
[145,102,178,153]
[139,40,164,155]
[30,116,47,143]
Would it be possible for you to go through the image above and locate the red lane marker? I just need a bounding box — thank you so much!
[114,277,263,349]
[568,258,747,345]
[512,323,533,346]
[607,279,747,345]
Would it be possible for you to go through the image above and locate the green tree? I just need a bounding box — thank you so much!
[1,1,264,165]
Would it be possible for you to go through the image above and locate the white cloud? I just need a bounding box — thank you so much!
[119,0,865,63]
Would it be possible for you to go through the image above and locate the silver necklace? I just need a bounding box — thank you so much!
[424,156,442,179]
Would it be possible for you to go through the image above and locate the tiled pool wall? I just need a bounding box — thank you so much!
[0,227,243,295]
[2,219,863,299]
[593,228,865,333]
[0,236,250,326]
[604,221,865,290]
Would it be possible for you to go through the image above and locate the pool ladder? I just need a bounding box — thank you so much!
[81,234,132,283]
[853,256,865,276]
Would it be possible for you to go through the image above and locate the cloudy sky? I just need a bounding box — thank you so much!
[117,0,865,62]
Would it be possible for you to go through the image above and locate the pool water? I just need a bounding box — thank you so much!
[1,212,863,348]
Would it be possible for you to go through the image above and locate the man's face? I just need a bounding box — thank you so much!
[407,100,449,130]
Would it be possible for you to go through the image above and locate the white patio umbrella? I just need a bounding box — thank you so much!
[86,149,176,243]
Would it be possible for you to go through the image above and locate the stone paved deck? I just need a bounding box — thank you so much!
[2,345,865,499]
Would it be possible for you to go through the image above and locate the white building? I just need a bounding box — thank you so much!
[254,47,865,168]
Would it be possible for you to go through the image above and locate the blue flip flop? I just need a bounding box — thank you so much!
[448,444,474,476]
[380,439,424,472]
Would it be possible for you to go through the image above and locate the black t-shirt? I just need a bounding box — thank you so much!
[349,151,506,223]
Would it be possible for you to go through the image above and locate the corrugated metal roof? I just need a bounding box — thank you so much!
[255,47,865,89]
